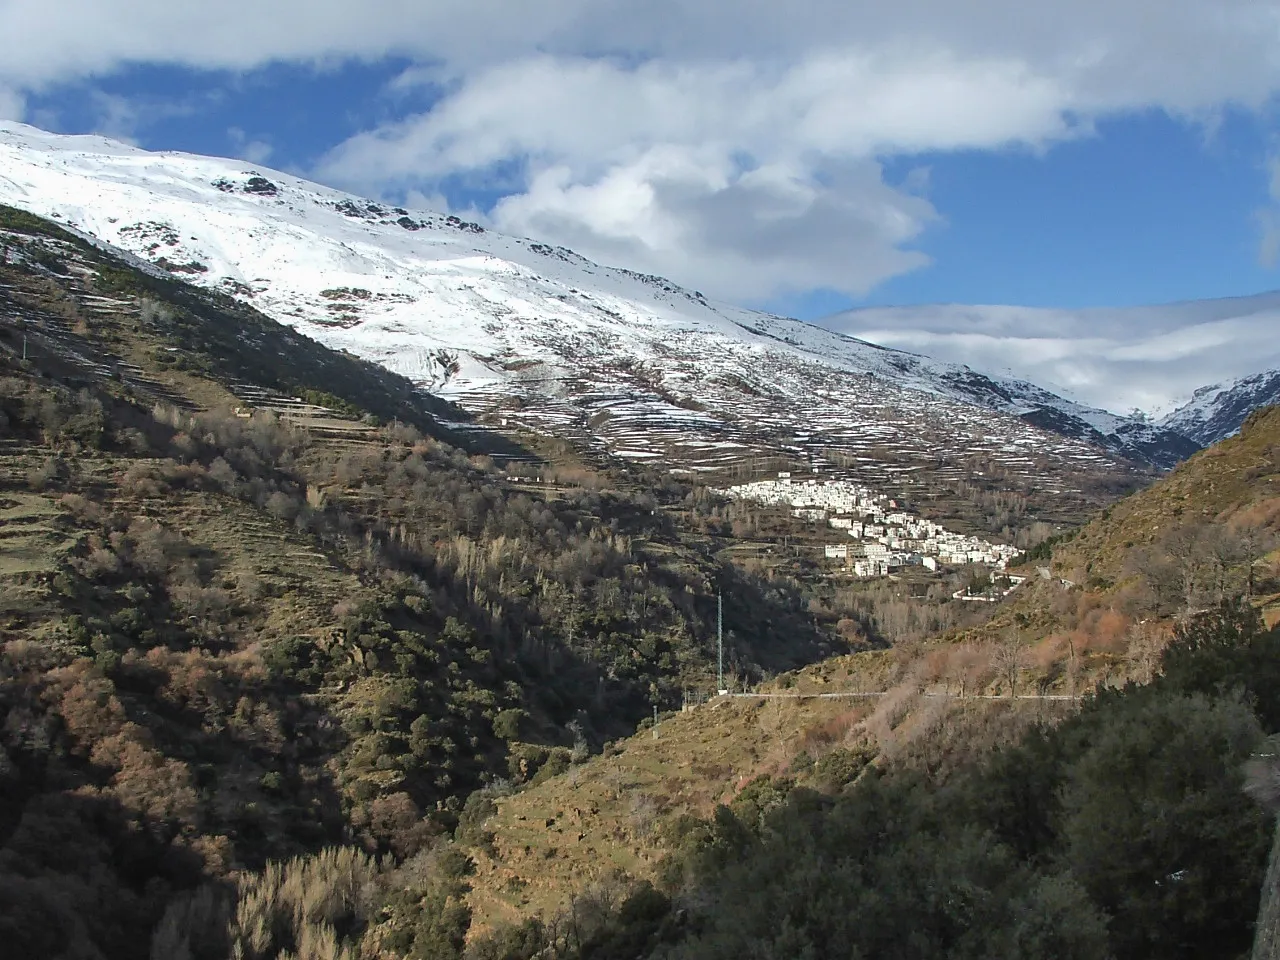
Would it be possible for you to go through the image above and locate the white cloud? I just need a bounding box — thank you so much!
[228,127,274,164]
[321,51,1079,183]
[484,149,937,299]
[313,50,1079,296]
[3,1,1280,301]
[826,293,1280,414]
[0,86,24,122]
[2,2,1279,102]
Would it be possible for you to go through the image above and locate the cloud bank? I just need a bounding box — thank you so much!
[824,292,1280,415]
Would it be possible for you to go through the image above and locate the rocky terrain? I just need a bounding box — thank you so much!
[1160,367,1280,446]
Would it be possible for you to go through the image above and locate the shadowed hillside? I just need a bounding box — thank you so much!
[0,207,836,960]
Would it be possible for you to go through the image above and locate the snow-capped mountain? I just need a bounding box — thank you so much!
[0,121,1195,499]
[1159,368,1280,446]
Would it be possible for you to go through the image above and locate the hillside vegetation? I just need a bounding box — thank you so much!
[460,406,1280,954]
[1044,404,1280,586]
[952,405,1280,689]
[5,199,1280,959]
[0,208,834,959]
[457,602,1280,960]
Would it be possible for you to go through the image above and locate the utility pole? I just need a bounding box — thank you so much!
[717,591,726,695]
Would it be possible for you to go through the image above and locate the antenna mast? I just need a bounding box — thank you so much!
[717,590,725,694]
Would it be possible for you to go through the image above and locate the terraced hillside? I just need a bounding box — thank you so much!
[0,121,1195,528]
[0,206,845,959]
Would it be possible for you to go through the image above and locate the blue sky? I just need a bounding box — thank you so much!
[4,1,1280,326]
[22,62,417,173]
[836,110,1279,311]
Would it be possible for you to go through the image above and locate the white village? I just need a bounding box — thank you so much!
[717,474,1022,584]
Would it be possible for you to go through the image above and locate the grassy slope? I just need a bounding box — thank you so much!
[984,405,1280,640]
[470,684,874,932]
[466,408,1280,933]
[465,649,1078,934]
[1047,405,1280,586]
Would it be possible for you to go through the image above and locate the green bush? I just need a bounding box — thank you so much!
[492,708,528,741]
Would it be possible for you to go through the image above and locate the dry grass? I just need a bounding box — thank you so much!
[467,633,1137,935]
[1038,408,1280,588]
[465,644,1070,934]
[467,686,869,934]
[0,490,75,576]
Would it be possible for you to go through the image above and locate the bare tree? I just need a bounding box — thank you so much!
[992,635,1026,698]
[950,643,992,700]
[1126,620,1165,685]
[1236,524,1280,598]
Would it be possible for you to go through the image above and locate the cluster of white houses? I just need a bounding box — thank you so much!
[718,475,1020,579]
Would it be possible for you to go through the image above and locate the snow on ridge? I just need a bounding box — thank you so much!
[1159,367,1280,446]
[0,120,1189,474]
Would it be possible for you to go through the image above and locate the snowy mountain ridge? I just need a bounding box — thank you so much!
[0,121,1197,499]
[1159,368,1280,446]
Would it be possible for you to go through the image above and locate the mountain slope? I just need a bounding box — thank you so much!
[1160,367,1280,446]
[0,201,846,958]
[0,122,1193,509]
[965,404,1280,653]
[465,406,1280,938]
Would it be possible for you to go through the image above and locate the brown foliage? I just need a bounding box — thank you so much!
[352,791,437,858]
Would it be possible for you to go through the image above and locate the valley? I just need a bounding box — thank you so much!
[2,131,1280,960]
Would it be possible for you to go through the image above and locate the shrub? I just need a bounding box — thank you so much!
[227,847,379,960]
[492,708,527,741]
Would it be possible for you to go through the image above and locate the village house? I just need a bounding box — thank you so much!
[716,475,1023,581]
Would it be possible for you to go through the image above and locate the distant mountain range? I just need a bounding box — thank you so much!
[0,121,1213,491]
[1159,368,1280,446]
[823,293,1280,431]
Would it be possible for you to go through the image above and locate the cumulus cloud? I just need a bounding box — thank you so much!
[826,294,1280,414]
[2,2,1279,102]
[488,151,938,299]
[299,3,1280,298]
[314,50,1083,296]
[3,1,1280,304]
